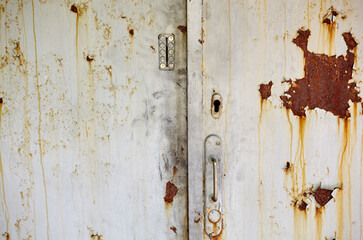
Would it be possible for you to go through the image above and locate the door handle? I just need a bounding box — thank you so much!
[204,135,223,237]
[210,156,218,202]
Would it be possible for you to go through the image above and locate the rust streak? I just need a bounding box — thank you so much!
[32,1,50,239]
[0,100,9,232]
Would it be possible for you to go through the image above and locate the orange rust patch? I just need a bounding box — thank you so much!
[280,29,361,118]
[177,25,187,33]
[170,226,177,234]
[173,166,178,176]
[259,81,273,100]
[314,187,334,206]
[164,181,178,203]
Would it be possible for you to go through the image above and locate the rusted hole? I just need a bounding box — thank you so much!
[323,7,338,24]
[211,93,222,119]
[284,162,291,171]
[70,4,78,13]
[198,39,204,44]
[314,187,334,206]
[164,181,178,203]
[170,226,177,234]
[259,81,273,100]
[129,29,134,36]
[280,29,361,118]
[86,55,94,62]
[0,98,3,103]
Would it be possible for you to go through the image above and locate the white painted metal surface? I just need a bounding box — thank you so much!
[188,0,363,239]
[0,0,187,239]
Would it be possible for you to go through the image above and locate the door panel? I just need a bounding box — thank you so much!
[188,0,363,239]
[0,0,187,239]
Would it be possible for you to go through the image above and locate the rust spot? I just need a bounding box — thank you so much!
[70,4,78,13]
[2,232,9,240]
[284,161,291,171]
[194,217,201,223]
[129,29,134,36]
[322,18,331,24]
[90,233,103,240]
[170,226,177,234]
[150,45,155,51]
[164,181,178,203]
[259,81,273,99]
[0,98,2,104]
[177,25,187,33]
[298,200,308,211]
[173,166,178,176]
[198,39,204,44]
[314,187,334,206]
[86,55,94,62]
[280,29,361,118]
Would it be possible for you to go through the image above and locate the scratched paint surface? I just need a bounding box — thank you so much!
[0,0,187,239]
[189,0,363,239]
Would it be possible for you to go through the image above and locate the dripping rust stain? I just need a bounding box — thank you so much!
[177,25,187,34]
[164,181,178,203]
[0,98,9,232]
[32,1,50,239]
[259,81,273,100]
[280,29,361,118]
[170,226,177,234]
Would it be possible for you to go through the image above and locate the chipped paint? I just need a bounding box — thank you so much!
[164,181,179,203]
[281,29,361,118]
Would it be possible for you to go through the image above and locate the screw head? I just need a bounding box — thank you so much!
[160,64,166,69]
[168,36,174,41]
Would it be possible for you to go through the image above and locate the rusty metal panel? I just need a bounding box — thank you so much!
[188,0,363,239]
[0,0,187,239]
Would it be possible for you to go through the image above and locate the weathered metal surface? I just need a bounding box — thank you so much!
[188,0,363,239]
[0,0,187,239]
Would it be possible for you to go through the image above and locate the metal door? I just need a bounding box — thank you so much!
[0,0,187,239]
[188,0,363,239]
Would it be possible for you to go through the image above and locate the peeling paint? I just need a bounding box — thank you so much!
[259,81,273,100]
[281,29,361,118]
[314,187,334,206]
[164,181,179,203]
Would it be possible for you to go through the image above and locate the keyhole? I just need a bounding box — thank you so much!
[214,100,220,113]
